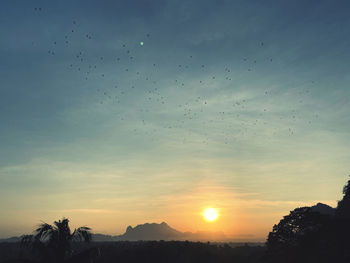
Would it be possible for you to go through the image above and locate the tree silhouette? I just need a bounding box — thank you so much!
[20,218,91,263]
[336,176,350,219]
[334,177,350,261]
[265,207,332,262]
[265,177,350,263]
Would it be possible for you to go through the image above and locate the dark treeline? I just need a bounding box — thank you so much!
[1,177,350,263]
[0,241,265,263]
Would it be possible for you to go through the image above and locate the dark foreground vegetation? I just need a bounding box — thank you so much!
[1,177,350,263]
[264,177,350,263]
[0,241,265,263]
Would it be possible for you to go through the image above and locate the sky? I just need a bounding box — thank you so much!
[1,0,350,240]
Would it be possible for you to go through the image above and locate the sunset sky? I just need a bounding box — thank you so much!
[1,0,350,240]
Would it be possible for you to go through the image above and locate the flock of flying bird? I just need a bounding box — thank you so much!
[33,8,319,146]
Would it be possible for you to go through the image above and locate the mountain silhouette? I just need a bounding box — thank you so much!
[114,222,183,241]
[92,222,226,242]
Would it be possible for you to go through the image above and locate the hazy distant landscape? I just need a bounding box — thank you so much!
[1,180,349,262]
[0,221,263,243]
[0,202,334,243]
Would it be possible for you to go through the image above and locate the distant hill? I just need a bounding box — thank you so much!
[0,236,21,243]
[115,222,183,241]
[92,233,115,242]
[92,222,227,242]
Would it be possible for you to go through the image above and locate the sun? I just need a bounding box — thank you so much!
[203,208,218,222]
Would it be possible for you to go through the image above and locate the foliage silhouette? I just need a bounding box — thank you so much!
[336,176,350,219]
[265,176,350,263]
[20,218,92,263]
[1,241,265,263]
[334,177,350,261]
[265,207,332,262]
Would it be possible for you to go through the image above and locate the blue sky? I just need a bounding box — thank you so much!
[1,0,350,239]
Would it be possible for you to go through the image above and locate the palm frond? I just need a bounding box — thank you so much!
[54,218,71,238]
[20,234,34,248]
[20,217,92,261]
[74,226,92,242]
[20,234,46,254]
[34,222,54,241]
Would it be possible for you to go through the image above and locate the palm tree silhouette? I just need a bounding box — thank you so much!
[21,218,91,263]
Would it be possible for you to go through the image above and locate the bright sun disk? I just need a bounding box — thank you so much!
[203,208,218,222]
